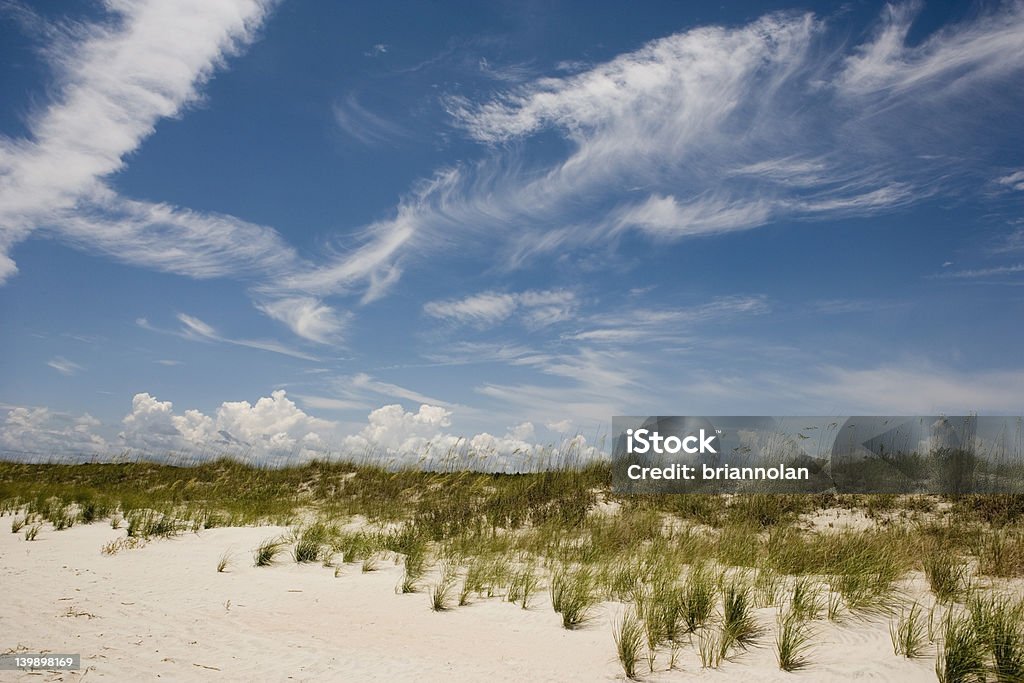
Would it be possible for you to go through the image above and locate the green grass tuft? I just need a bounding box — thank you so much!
[790,577,824,621]
[924,548,970,603]
[550,565,596,630]
[935,612,986,683]
[969,593,1024,682]
[399,541,427,593]
[613,607,645,680]
[216,549,232,573]
[429,562,458,611]
[683,563,717,633]
[722,579,763,649]
[253,536,287,567]
[889,601,928,658]
[776,610,813,672]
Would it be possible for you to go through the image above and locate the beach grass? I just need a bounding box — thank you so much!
[216,549,232,573]
[613,606,645,680]
[2,459,1023,677]
[890,601,928,658]
[253,536,288,567]
[550,565,596,630]
[722,578,763,649]
[935,612,986,683]
[776,610,813,671]
[429,562,458,611]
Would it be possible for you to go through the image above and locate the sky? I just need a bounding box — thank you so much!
[1,0,1022,465]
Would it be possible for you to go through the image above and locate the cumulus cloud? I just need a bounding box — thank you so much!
[343,403,455,455]
[0,393,601,469]
[546,419,573,434]
[342,404,600,470]
[0,407,108,459]
[119,390,335,462]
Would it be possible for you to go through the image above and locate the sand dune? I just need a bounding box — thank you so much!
[0,519,949,682]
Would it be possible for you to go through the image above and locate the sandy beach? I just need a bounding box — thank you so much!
[1,517,948,682]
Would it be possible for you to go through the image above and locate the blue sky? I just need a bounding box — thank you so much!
[1,0,1022,464]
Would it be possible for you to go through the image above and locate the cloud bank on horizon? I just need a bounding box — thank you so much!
[0,0,1022,463]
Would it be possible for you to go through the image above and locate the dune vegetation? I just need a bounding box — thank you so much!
[2,457,1024,681]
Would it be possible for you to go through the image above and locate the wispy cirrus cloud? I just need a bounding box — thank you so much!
[333,93,412,146]
[0,1,356,349]
[374,3,1020,269]
[419,342,538,367]
[836,1,1024,98]
[3,1,1023,343]
[565,295,769,344]
[996,170,1024,192]
[294,371,467,417]
[0,0,279,284]
[990,228,1024,255]
[424,289,577,328]
[136,314,320,361]
[175,313,321,361]
[933,264,1024,279]
[256,297,350,345]
[52,190,300,281]
[47,356,83,376]
[702,363,1024,415]
[345,372,459,409]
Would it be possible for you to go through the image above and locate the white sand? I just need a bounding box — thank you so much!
[2,519,942,682]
